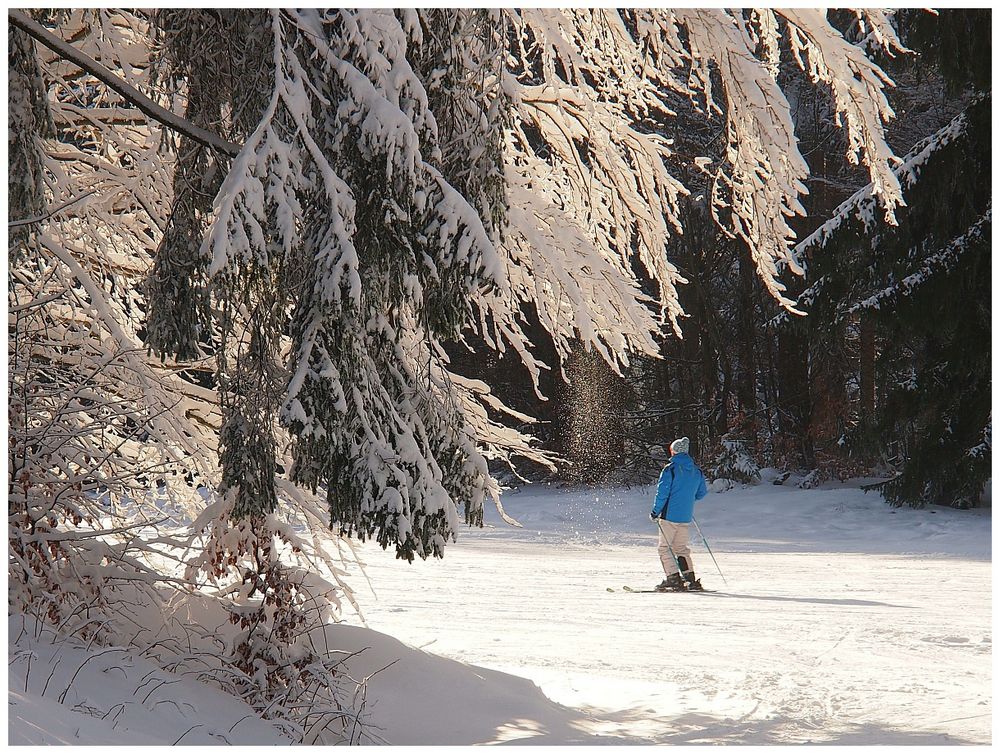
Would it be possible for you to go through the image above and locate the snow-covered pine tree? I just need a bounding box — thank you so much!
[144,9,507,561]
[709,436,763,487]
[278,9,509,558]
[788,9,991,508]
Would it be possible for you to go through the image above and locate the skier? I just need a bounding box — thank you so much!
[650,437,708,591]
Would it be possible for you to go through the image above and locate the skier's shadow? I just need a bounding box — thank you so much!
[701,592,914,609]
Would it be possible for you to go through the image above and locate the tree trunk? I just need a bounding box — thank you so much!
[777,325,813,468]
[737,252,759,420]
[860,314,876,418]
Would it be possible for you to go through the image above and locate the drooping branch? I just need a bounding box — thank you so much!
[8,10,241,156]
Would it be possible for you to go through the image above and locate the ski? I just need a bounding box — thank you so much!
[613,585,717,594]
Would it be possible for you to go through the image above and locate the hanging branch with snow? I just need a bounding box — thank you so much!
[17,8,914,563]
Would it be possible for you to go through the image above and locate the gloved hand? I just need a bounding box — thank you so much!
[649,512,657,522]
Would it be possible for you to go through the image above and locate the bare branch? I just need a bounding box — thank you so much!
[7,189,97,229]
[8,10,241,156]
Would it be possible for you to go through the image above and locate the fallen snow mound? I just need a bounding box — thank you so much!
[8,598,596,746]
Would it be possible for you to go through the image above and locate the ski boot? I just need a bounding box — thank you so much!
[683,570,704,591]
[655,573,687,592]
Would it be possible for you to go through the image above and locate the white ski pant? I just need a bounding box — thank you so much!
[657,520,693,576]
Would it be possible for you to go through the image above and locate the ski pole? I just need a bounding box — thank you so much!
[691,517,727,586]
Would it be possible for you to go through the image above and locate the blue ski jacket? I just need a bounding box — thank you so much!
[651,452,708,523]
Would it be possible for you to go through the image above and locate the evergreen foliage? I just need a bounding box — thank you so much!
[144,10,507,559]
[788,9,991,507]
[144,11,272,361]
[710,437,763,486]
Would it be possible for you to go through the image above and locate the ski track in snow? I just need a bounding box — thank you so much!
[348,480,992,745]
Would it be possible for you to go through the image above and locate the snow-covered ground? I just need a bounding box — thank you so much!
[348,477,992,745]
[8,477,992,745]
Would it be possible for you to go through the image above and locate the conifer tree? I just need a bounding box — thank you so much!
[790,9,991,507]
[144,9,507,560]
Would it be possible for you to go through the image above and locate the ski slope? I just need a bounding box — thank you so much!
[348,477,992,744]
[8,476,992,745]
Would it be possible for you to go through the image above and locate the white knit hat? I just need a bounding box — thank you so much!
[669,437,690,454]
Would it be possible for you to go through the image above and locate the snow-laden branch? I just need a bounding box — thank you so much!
[673,9,810,312]
[795,106,971,261]
[494,9,689,376]
[846,9,911,57]
[8,10,240,156]
[777,10,904,219]
[7,189,97,228]
[850,206,991,313]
